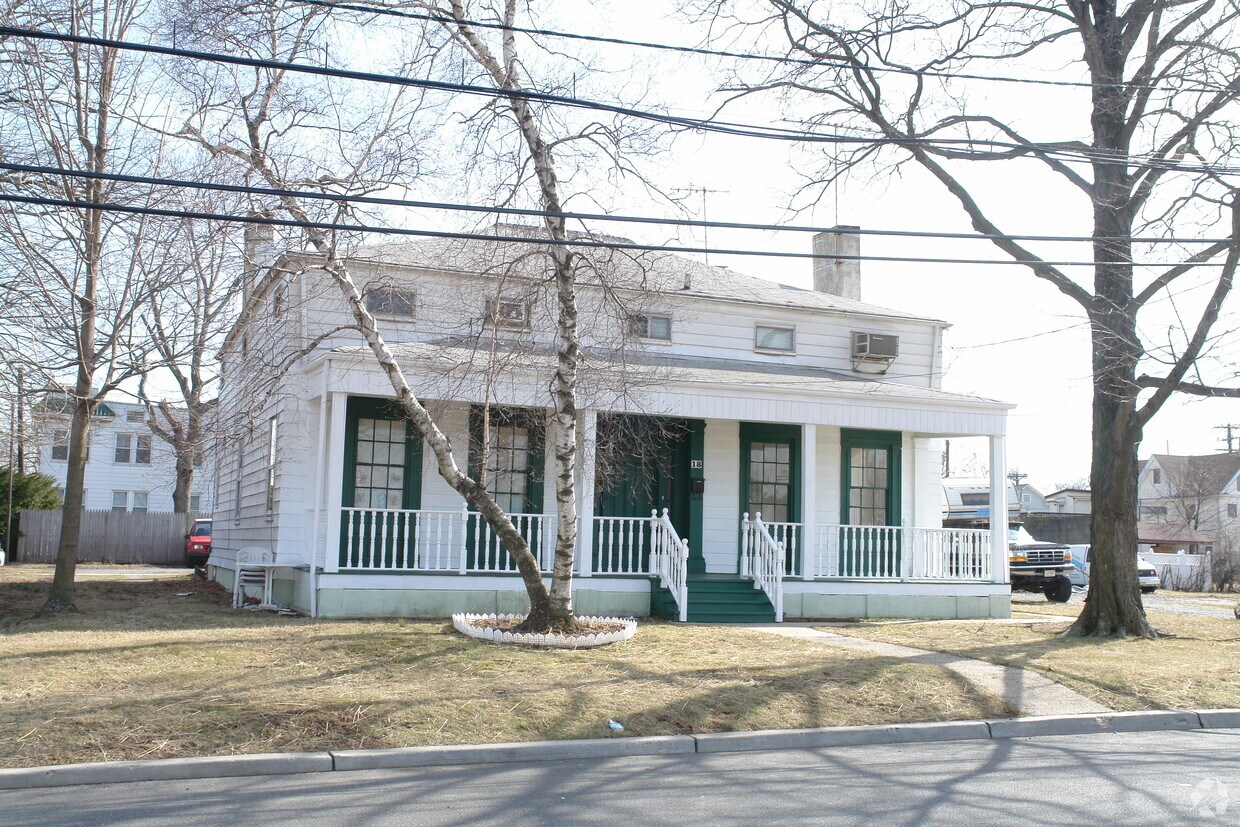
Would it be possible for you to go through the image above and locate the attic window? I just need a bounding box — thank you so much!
[486,299,530,330]
[363,285,416,318]
[1152,468,1161,484]
[628,313,672,341]
[127,410,144,423]
[754,324,795,352]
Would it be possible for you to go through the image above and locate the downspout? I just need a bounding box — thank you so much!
[309,357,331,617]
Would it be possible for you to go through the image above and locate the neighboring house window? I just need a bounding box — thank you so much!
[272,282,288,319]
[193,449,204,468]
[1185,504,1197,522]
[628,313,672,341]
[1228,503,1238,519]
[755,324,795,352]
[127,410,144,423]
[115,433,152,464]
[486,299,530,330]
[1143,505,1168,518]
[132,492,148,514]
[364,285,416,318]
[1152,468,1161,484]
[115,433,132,463]
[265,416,278,513]
[51,429,69,460]
[190,493,202,513]
[112,491,128,512]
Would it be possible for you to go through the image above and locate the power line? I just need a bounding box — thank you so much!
[291,0,1229,96]
[1,192,1234,267]
[6,162,1233,246]
[5,25,1238,178]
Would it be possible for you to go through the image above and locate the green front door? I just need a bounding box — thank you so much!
[739,423,801,572]
[340,397,423,568]
[840,428,902,576]
[594,415,694,572]
[467,406,545,570]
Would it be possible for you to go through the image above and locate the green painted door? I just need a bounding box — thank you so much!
[339,397,423,568]
[839,428,902,576]
[467,406,545,570]
[594,415,693,572]
[739,423,800,573]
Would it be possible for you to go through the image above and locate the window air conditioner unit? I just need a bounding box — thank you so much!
[851,331,899,373]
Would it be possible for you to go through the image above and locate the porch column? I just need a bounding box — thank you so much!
[800,423,816,579]
[576,409,597,577]
[989,434,1009,584]
[324,392,348,574]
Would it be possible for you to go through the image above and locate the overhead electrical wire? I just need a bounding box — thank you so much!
[1,192,1232,268]
[5,161,1234,246]
[291,0,1230,95]
[4,26,1238,178]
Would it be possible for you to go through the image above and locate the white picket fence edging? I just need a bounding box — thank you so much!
[452,613,638,648]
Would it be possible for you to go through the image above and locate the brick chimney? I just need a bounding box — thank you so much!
[812,226,861,301]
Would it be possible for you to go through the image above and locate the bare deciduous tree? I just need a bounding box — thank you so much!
[0,0,168,611]
[714,0,1240,637]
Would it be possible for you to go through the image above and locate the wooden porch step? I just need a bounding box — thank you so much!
[650,574,778,622]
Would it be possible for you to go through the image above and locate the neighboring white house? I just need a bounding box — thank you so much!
[32,396,214,513]
[208,225,1014,621]
[1042,488,1092,514]
[1138,453,1240,554]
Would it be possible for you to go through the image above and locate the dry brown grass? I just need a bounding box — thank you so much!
[830,599,1240,713]
[0,565,1014,769]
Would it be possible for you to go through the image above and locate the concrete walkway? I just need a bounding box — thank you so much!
[744,624,1109,717]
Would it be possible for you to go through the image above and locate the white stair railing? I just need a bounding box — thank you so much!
[648,508,689,622]
[740,512,785,622]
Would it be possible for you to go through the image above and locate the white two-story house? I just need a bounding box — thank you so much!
[34,396,214,514]
[1139,453,1240,554]
[208,225,1013,621]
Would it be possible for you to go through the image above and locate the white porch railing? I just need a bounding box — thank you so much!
[815,524,991,581]
[649,509,690,622]
[740,512,785,621]
[593,515,652,575]
[340,507,557,573]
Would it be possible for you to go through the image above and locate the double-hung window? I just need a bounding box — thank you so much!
[51,429,69,461]
[115,433,151,464]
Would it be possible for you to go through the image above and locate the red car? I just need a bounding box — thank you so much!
[184,519,212,567]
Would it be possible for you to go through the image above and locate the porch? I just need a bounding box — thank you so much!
[282,353,1013,621]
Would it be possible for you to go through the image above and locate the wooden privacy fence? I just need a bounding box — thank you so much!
[16,509,204,565]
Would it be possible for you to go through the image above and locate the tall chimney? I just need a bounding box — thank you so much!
[243,217,275,289]
[812,226,861,301]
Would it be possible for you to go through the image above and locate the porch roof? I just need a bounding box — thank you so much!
[320,341,1012,436]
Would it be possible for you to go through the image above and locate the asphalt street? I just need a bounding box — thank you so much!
[1,730,1236,826]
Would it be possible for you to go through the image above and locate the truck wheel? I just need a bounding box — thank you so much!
[1044,577,1073,603]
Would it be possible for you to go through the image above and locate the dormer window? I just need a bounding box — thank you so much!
[486,299,530,330]
[364,285,416,318]
[628,312,672,341]
[755,324,795,353]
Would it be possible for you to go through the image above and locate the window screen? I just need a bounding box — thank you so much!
[485,425,531,514]
[111,491,127,512]
[353,417,407,509]
[848,446,889,525]
[748,441,792,522]
[629,313,672,340]
[115,433,132,463]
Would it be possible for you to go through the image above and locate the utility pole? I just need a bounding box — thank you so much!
[15,367,23,475]
[1216,423,1240,453]
[1007,469,1027,487]
[674,186,729,267]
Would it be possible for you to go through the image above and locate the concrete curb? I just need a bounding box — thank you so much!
[2,709,1236,791]
[693,720,990,754]
[331,735,695,771]
[0,751,332,791]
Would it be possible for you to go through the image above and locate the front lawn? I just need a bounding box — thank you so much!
[0,566,1013,769]
[829,599,1240,712]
